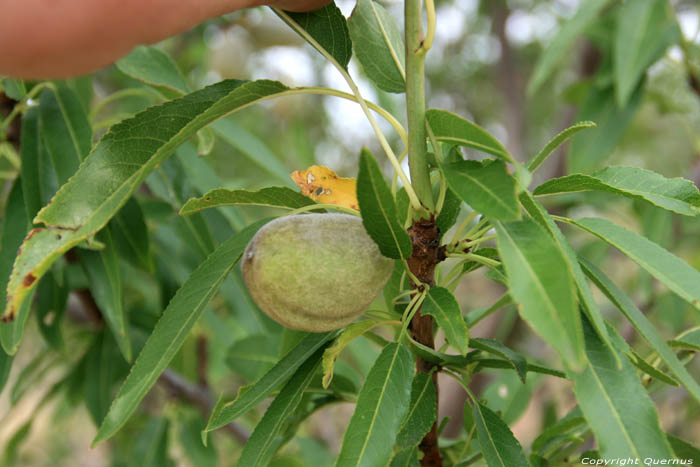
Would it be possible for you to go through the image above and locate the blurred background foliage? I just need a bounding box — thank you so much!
[1,0,699,465]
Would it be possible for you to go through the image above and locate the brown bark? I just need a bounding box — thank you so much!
[407,217,446,466]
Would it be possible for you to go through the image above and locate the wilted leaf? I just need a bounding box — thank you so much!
[291,165,358,210]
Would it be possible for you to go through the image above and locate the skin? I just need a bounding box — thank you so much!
[0,0,330,79]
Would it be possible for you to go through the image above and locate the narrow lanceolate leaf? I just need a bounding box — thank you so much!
[580,258,700,404]
[39,84,92,184]
[348,0,405,93]
[116,45,190,95]
[390,447,419,467]
[442,160,520,221]
[520,192,615,365]
[527,0,614,95]
[667,434,700,462]
[534,166,700,216]
[670,327,700,352]
[435,187,461,238]
[470,338,527,384]
[421,287,469,355]
[570,217,700,312]
[396,372,436,450]
[569,86,642,174]
[225,335,280,382]
[4,79,292,320]
[19,107,44,220]
[336,343,413,467]
[237,347,326,467]
[1,78,26,100]
[0,348,12,394]
[92,219,270,445]
[276,4,352,71]
[180,186,316,216]
[614,0,680,107]
[571,320,674,461]
[322,320,384,389]
[0,180,31,355]
[357,148,412,259]
[205,330,337,433]
[211,119,291,185]
[109,196,152,272]
[527,121,596,171]
[495,219,585,370]
[472,402,529,467]
[426,109,514,163]
[78,229,131,362]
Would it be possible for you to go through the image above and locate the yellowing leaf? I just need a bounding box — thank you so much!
[291,165,359,210]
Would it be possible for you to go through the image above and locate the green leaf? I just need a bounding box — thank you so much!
[527,0,614,95]
[18,106,45,221]
[527,121,596,172]
[132,418,174,467]
[667,434,700,463]
[472,402,529,467]
[472,358,566,379]
[0,346,13,395]
[180,186,315,216]
[534,166,700,216]
[211,119,291,185]
[531,409,585,454]
[389,447,419,467]
[519,192,616,366]
[35,268,66,350]
[495,219,585,370]
[348,0,405,93]
[442,160,520,221]
[225,334,281,382]
[435,188,461,239]
[178,410,218,467]
[205,330,337,434]
[84,331,126,426]
[277,4,353,71]
[1,79,26,100]
[109,196,152,272]
[580,258,700,403]
[421,287,469,355]
[237,346,326,467]
[357,148,412,260]
[322,320,383,389]
[396,372,436,450]
[614,0,680,107]
[571,319,674,461]
[426,109,514,163]
[4,79,292,320]
[470,338,527,384]
[570,217,700,312]
[116,45,190,96]
[569,85,643,174]
[39,84,92,184]
[0,180,32,355]
[335,343,413,467]
[78,229,131,362]
[92,219,270,445]
[669,327,700,352]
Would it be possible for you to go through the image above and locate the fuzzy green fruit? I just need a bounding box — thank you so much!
[242,213,394,332]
